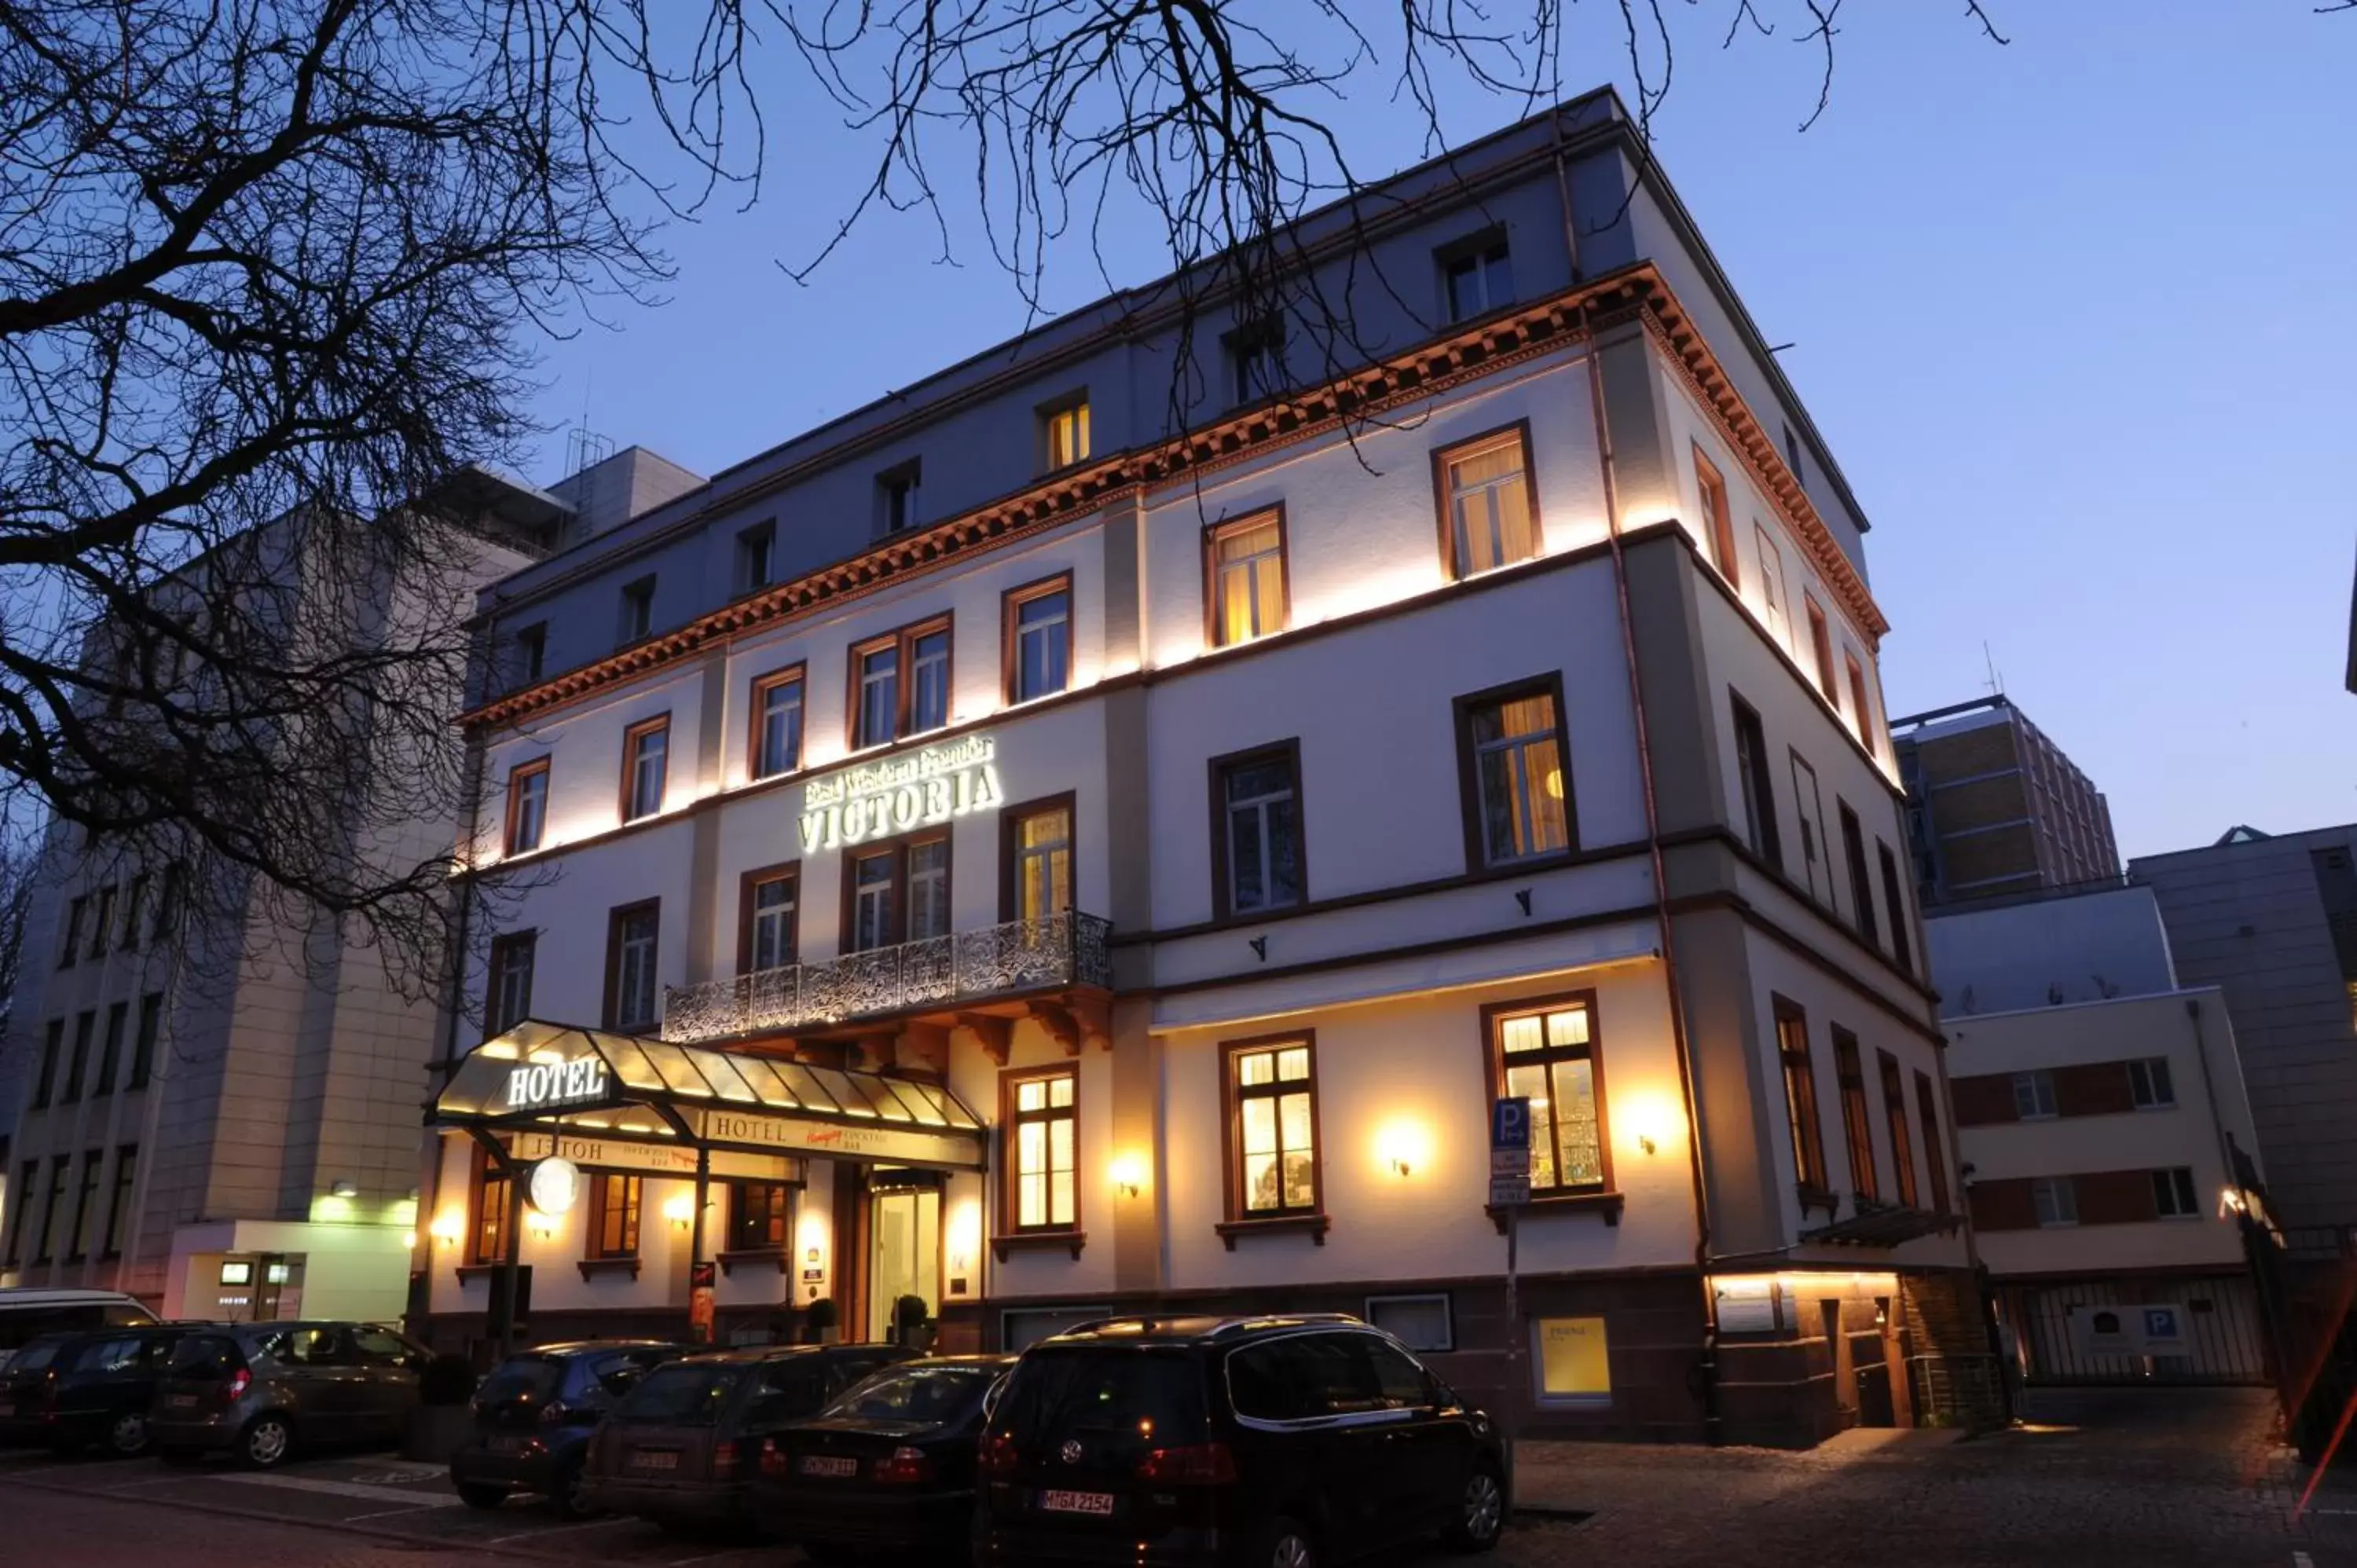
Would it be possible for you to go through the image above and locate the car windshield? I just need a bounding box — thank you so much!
[477,1356,565,1405]
[614,1362,742,1425]
[996,1348,1208,1449]
[821,1365,998,1425]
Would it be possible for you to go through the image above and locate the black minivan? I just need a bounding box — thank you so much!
[0,1325,189,1456]
[976,1314,1508,1568]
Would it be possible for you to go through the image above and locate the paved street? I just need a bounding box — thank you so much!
[3,1388,2353,1567]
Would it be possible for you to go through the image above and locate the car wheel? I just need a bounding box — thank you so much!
[457,1482,510,1511]
[107,1412,152,1458]
[1446,1462,1508,1552]
[1251,1516,1318,1568]
[237,1412,295,1470]
[549,1456,598,1521]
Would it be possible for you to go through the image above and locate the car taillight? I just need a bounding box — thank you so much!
[759,1438,787,1477]
[1135,1442,1237,1485]
[874,1446,933,1485]
[711,1442,739,1478]
[225,1368,251,1402]
[977,1433,1020,1477]
[540,1400,568,1424]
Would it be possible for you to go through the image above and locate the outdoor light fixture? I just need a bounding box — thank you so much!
[525,1207,561,1239]
[1109,1152,1148,1199]
[1374,1119,1429,1181]
[664,1192,697,1230]
[429,1211,465,1247]
[331,1178,359,1199]
[401,1230,418,1251]
[1638,1134,1658,1156]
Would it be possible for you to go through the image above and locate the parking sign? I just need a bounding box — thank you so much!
[1491,1097,1530,1150]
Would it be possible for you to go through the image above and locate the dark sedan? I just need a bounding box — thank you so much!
[451,1340,684,1517]
[751,1354,1015,1563]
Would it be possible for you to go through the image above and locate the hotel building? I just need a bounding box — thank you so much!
[419,89,1984,1446]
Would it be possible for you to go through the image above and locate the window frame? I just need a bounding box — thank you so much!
[619,714,671,823]
[1730,691,1783,871]
[128,993,160,1090]
[1437,228,1512,322]
[846,613,954,752]
[1877,1050,1918,1208]
[1692,445,1739,590]
[1481,990,1614,1200]
[60,1009,93,1102]
[504,757,550,855]
[585,1171,644,1260]
[839,829,952,954]
[1202,507,1292,648]
[2032,1175,2077,1229]
[617,575,656,646]
[470,1146,514,1266]
[603,899,662,1032]
[1226,317,1285,405]
[877,460,922,534]
[738,861,801,975]
[60,895,84,968]
[1002,573,1075,706]
[31,1154,68,1262]
[101,1144,137,1259]
[1845,652,1876,756]
[1039,394,1091,472]
[728,1180,794,1252]
[1431,421,1543,582]
[1773,995,1831,1197]
[999,1064,1081,1236]
[1832,1028,1876,1202]
[93,999,126,1096]
[2128,1057,2176,1110]
[747,664,808,782]
[2013,1070,2058,1120]
[513,621,548,687]
[32,1018,61,1108]
[1753,522,1787,639]
[1218,1031,1325,1225]
[1838,800,1879,947]
[1914,1070,1951,1215]
[5,1158,35,1266]
[119,873,147,953]
[999,792,1076,925]
[1803,594,1837,700]
[2153,1166,2200,1219]
[87,885,115,960]
[1208,739,1307,920]
[1878,841,1914,976]
[1452,673,1576,872]
[486,930,537,1038]
[735,519,777,594]
[64,1148,102,1262]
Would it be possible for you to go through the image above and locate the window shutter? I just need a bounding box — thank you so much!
[1948,1075,2019,1127]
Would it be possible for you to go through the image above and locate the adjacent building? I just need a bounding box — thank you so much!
[1890,696,2119,909]
[415,88,1982,1448]
[1929,885,2268,1384]
[2132,824,2357,1238]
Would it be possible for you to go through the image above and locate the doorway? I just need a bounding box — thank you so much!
[865,1177,940,1343]
[1824,1299,1859,1427]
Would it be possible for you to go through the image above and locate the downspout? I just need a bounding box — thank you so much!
[2183,995,2245,1210]
[1549,110,1721,1443]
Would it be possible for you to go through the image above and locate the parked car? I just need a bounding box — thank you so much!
[750,1353,1017,1562]
[975,1313,1509,1568]
[150,1321,431,1467]
[0,1324,193,1456]
[0,1289,156,1372]
[580,1343,912,1532]
[449,1340,686,1516]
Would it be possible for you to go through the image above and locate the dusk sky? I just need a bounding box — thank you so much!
[519,2,2356,863]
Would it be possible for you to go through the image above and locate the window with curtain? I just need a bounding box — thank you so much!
[1226,1039,1318,1218]
[1490,998,1606,1194]
[1439,430,1537,578]
[588,1173,643,1258]
[1010,804,1072,924]
[1008,581,1071,702]
[1218,749,1302,915]
[1463,687,1569,866]
[622,717,669,821]
[747,872,796,972]
[753,671,804,779]
[1007,1070,1077,1232]
[1208,513,1287,646]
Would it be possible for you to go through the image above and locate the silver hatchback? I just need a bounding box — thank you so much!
[150,1321,428,1467]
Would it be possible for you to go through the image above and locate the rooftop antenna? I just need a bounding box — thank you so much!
[1981,642,2004,698]
[563,367,612,479]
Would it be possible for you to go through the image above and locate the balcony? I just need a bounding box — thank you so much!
[662,910,1113,1048]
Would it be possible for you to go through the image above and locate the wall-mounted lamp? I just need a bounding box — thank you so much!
[1375,1120,1428,1181]
[428,1211,465,1247]
[400,1230,418,1251]
[331,1178,359,1199]
[524,1207,562,1239]
[1109,1152,1148,1199]
[663,1192,697,1231]
[1637,1134,1658,1156]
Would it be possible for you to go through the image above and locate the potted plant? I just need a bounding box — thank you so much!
[804,1295,840,1345]
[894,1293,933,1352]
[401,1352,479,1462]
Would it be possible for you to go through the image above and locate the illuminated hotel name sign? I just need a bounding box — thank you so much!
[799,733,1002,852]
[504,1057,611,1112]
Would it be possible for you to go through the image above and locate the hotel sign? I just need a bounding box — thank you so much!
[698,1108,984,1171]
[504,1057,612,1112]
[505,1131,797,1185]
[799,734,1001,853]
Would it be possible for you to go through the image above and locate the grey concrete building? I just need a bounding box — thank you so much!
[2132,823,2357,1236]
[1890,695,2120,909]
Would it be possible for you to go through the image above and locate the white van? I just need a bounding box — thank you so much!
[0,1288,158,1368]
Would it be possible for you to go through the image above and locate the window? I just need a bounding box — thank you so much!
[618,576,655,645]
[1488,995,1608,1195]
[1693,447,1739,588]
[505,758,550,855]
[1783,423,1805,492]
[1789,753,1831,904]
[120,874,147,953]
[1005,577,1072,704]
[1042,397,1091,471]
[878,462,922,533]
[1213,744,1303,917]
[1535,1317,1611,1401]
[1365,1294,1454,1354]
[1839,801,1878,946]
[1228,319,1283,404]
[64,1149,102,1261]
[153,863,185,943]
[1731,694,1782,870]
[471,1150,513,1265]
[588,1173,643,1258]
[621,716,669,822]
[33,1156,69,1262]
[2129,1057,2176,1109]
[1004,798,1072,924]
[2013,1070,2058,1120]
[93,1001,127,1096]
[604,900,661,1031]
[717,1182,788,1253]
[32,1020,60,1108]
[2032,1176,2077,1228]
[1846,654,1876,755]
[1878,842,1913,976]
[1833,1029,1876,1200]
[1440,231,1512,322]
[60,1009,94,1102]
[1804,595,1836,699]
[1437,426,1539,579]
[742,866,797,973]
[1878,1051,1918,1208]
[60,895,85,967]
[1458,680,1571,868]
[129,994,160,1090]
[2153,1167,2200,1219]
[87,885,115,959]
[1774,998,1829,1193]
[513,622,548,687]
[5,1160,34,1266]
[1915,1071,1950,1214]
[1224,1036,1319,1219]
[1006,1068,1077,1233]
[1206,511,1288,646]
[849,616,952,749]
[845,834,950,953]
[486,932,537,1035]
[750,668,805,780]
[1754,522,1787,638]
[736,520,775,593]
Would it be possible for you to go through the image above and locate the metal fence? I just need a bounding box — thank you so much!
[1993,1274,2270,1387]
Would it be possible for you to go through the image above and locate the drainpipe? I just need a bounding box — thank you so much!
[2183,996,2245,1211]
[1549,108,1721,1442]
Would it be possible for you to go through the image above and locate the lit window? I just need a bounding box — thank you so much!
[1846,654,1877,756]
[1754,524,1786,639]
[1008,1070,1077,1232]
[1009,804,1072,925]
[472,1152,513,1266]
[730,1182,792,1251]
[1776,998,1828,1192]
[1490,997,1605,1194]
[1805,595,1836,699]
[1208,513,1287,646]
[1439,430,1538,579]
[1693,447,1739,589]
[588,1173,642,1258]
[1834,1030,1875,1200]
[1043,399,1091,471]
[1462,686,1569,866]
[1226,1039,1318,1218]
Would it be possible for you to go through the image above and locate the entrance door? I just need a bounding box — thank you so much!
[865,1185,940,1343]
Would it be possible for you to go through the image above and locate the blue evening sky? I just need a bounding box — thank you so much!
[519,2,2356,861]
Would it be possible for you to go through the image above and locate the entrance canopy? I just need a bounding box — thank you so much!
[431,1020,988,1171]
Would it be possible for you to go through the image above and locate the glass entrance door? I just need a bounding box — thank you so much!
[866,1184,940,1343]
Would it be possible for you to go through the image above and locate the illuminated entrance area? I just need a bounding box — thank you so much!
[866,1174,941,1343]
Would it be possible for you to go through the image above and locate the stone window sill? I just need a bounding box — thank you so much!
[1215,1214,1330,1251]
[992,1230,1087,1262]
[1485,1191,1626,1233]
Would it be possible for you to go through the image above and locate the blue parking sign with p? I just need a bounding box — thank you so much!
[1492,1097,1531,1149]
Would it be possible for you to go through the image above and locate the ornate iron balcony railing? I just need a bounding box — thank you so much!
[662,910,1112,1047]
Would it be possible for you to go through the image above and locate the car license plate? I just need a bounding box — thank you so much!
[489,1433,526,1453]
[629,1450,680,1471]
[1040,1489,1116,1516]
[167,1394,198,1409]
[798,1455,860,1478]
